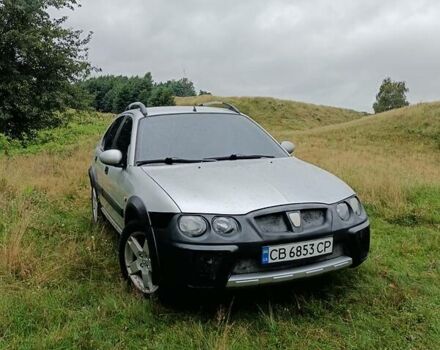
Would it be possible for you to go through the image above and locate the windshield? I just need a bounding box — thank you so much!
[135,113,287,163]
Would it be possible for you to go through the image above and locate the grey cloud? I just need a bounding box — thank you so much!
[56,0,440,111]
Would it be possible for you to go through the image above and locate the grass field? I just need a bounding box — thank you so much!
[0,99,439,349]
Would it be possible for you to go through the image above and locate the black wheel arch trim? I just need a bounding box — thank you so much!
[125,196,150,227]
[125,196,161,275]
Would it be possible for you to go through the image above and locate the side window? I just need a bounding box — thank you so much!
[102,117,124,150]
[113,117,133,163]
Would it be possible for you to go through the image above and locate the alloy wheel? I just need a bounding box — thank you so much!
[124,231,159,294]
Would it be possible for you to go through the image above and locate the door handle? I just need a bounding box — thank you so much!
[105,166,109,175]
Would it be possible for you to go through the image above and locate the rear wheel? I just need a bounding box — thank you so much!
[119,223,159,296]
[91,186,102,224]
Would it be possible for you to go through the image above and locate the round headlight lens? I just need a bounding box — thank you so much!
[336,202,350,221]
[178,216,207,237]
[348,197,362,216]
[212,217,239,234]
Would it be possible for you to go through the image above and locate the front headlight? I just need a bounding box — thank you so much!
[348,197,362,216]
[212,217,239,234]
[336,202,350,221]
[178,215,208,237]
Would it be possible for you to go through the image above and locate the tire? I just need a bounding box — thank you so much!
[119,222,160,296]
[91,186,102,224]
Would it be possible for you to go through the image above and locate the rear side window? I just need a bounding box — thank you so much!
[102,117,124,150]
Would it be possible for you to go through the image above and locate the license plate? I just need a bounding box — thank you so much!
[261,237,333,264]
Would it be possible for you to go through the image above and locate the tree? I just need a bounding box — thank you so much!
[199,90,212,96]
[112,83,132,113]
[373,78,409,113]
[0,0,92,138]
[148,87,175,107]
[79,74,202,112]
[79,73,154,113]
[157,77,196,97]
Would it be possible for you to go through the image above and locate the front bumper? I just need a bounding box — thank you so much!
[155,219,370,289]
[227,255,353,287]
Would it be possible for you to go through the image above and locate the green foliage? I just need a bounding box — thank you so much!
[79,73,189,113]
[0,0,92,139]
[373,77,409,113]
[157,77,196,97]
[148,86,175,107]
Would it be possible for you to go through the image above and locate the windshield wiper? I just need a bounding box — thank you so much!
[137,154,274,165]
[204,154,275,161]
[136,157,216,166]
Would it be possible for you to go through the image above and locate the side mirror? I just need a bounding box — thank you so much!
[99,149,123,166]
[280,141,295,154]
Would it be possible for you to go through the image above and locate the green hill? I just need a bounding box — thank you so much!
[293,101,440,149]
[176,95,366,132]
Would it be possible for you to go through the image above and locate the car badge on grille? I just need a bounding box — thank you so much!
[288,211,301,227]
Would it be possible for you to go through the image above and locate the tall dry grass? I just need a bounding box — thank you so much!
[0,197,35,280]
[0,140,98,284]
[293,143,440,212]
[286,103,440,217]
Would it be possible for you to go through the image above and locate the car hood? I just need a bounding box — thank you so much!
[141,157,354,215]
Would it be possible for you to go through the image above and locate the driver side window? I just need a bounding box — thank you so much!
[113,117,133,164]
[102,117,124,151]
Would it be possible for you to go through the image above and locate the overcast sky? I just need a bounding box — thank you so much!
[57,0,440,111]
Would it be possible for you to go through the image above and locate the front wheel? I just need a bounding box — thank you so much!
[119,223,159,296]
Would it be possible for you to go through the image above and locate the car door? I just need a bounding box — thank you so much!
[95,116,125,220]
[101,115,134,230]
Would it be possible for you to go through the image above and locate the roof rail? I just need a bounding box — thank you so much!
[198,101,241,114]
[126,102,148,116]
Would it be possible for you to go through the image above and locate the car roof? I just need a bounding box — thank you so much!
[125,105,238,119]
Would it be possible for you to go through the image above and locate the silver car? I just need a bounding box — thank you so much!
[89,102,370,296]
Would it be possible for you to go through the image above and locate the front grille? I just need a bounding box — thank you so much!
[255,209,327,233]
[301,209,326,229]
[255,213,290,233]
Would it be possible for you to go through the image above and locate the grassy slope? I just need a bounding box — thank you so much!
[292,102,440,219]
[0,103,439,349]
[176,95,366,133]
